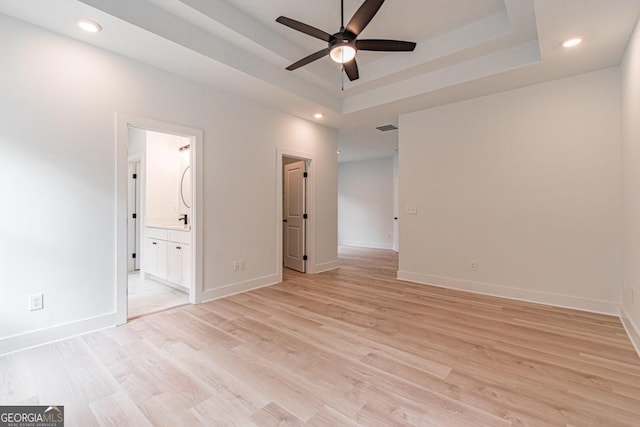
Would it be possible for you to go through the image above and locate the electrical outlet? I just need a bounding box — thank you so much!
[470,260,478,271]
[239,260,246,271]
[29,293,44,311]
[233,261,240,272]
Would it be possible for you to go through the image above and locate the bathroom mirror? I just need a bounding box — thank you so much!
[180,166,192,209]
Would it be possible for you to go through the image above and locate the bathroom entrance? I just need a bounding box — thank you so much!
[126,128,193,319]
[116,114,203,325]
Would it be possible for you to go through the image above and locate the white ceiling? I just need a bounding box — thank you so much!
[1,0,639,162]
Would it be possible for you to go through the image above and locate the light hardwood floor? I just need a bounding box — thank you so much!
[2,246,640,426]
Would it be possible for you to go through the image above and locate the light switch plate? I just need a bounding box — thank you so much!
[406,205,418,214]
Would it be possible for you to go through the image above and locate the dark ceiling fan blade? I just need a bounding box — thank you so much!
[357,39,416,51]
[276,16,332,42]
[286,48,330,71]
[343,59,359,81]
[346,0,385,36]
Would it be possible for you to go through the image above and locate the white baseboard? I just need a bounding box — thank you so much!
[144,272,189,293]
[199,273,279,303]
[621,306,640,358]
[339,241,393,250]
[314,260,340,273]
[397,270,620,316]
[0,312,118,356]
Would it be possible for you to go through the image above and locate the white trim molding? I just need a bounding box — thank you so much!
[315,260,340,273]
[397,270,620,316]
[0,313,117,357]
[200,274,280,302]
[339,241,394,250]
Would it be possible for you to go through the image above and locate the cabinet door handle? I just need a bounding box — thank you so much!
[152,242,157,245]
[176,246,181,250]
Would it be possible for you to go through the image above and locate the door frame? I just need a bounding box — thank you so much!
[283,159,307,273]
[116,113,204,325]
[276,147,316,281]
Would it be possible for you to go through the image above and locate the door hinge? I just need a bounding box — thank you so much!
[132,213,137,219]
[303,255,308,261]
[132,173,137,179]
[303,213,308,219]
[303,172,308,178]
[132,253,136,259]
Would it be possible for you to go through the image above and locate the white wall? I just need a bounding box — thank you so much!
[0,15,337,354]
[622,16,640,352]
[398,68,622,314]
[144,131,189,226]
[338,157,394,249]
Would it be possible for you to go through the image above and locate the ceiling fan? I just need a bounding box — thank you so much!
[276,0,416,81]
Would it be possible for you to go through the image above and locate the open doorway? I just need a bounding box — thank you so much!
[116,115,203,325]
[126,128,191,319]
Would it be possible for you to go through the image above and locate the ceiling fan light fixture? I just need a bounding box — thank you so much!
[330,43,356,64]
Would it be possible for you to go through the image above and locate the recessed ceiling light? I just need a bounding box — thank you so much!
[314,113,324,119]
[77,18,102,33]
[561,36,583,48]
[337,150,341,154]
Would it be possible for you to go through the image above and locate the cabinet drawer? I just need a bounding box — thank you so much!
[146,227,168,240]
[168,230,191,244]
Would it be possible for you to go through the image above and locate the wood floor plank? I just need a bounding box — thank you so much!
[250,402,303,427]
[1,246,639,426]
[89,392,153,427]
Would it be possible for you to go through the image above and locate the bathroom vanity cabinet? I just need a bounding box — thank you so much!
[144,226,191,291]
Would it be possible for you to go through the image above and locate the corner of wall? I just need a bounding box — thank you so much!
[199,273,280,303]
[621,306,640,358]
[620,12,640,360]
[314,260,340,273]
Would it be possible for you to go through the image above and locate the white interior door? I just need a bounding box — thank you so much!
[283,160,306,272]
[127,161,141,271]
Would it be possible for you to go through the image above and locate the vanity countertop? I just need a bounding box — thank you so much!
[146,224,191,231]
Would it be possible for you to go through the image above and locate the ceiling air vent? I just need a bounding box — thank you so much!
[376,124,398,132]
